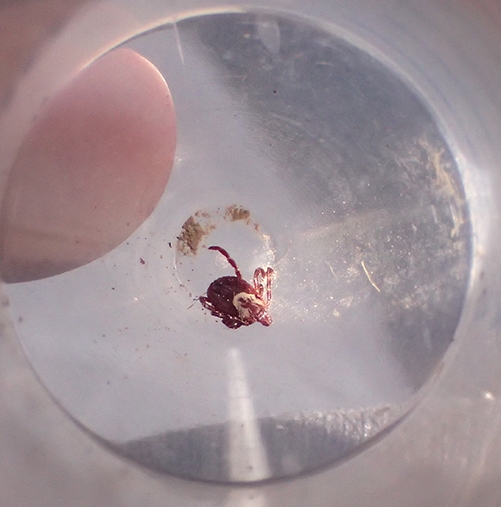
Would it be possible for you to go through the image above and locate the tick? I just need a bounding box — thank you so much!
[199,246,274,329]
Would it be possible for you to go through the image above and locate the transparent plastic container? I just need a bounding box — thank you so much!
[1,1,501,506]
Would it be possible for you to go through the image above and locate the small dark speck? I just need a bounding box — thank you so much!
[18,316,23,323]
[111,287,115,290]
[169,242,172,248]
[273,89,277,94]
[140,258,145,265]
[107,381,110,385]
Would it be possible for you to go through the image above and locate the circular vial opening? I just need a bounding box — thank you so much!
[4,10,470,483]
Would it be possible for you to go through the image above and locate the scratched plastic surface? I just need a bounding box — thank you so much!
[6,12,470,483]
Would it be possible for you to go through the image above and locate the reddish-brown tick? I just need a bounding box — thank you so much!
[199,246,274,329]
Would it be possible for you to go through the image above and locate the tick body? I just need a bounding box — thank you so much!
[199,246,274,329]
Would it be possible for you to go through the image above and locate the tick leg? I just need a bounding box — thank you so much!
[208,246,242,280]
[254,267,274,304]
[253,268,266,299]
[266,267,274,303]
[222,315,244,329]
[200,296,244,328]
[199,296,222,316]
[199,296,213,311]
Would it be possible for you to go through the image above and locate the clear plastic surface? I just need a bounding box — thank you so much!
[5,10,470,483]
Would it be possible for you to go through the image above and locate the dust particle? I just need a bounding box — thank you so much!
[226,205,251,222]
[177,215,212,255]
